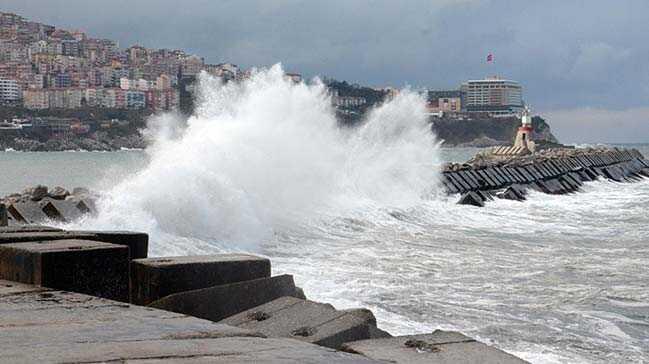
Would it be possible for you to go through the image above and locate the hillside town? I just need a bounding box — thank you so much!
[0,10,532,150]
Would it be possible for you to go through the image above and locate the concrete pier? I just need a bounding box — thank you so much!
[0,226,530,363]
[0,280,378,363]
[442,147,648,206]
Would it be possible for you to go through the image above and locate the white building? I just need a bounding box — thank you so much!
[120,77,153,91]
[0,78,21,103]
[460,77,523,115]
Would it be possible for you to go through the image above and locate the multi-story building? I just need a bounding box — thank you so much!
[120,77,153,91]
[460,77,523,115]
[126,90,145,108]
[156,73,172,90]
[84,88,98,107]
[23,89,48,109]
[0,11,241,113]
[61,39,79,57]
[127,45,149,65]
[285,73,302,83]
[427,90,464,113]
[0,77,20,103]
[53,72,72,88]
[146,89,178,111]
[333,95,367,108]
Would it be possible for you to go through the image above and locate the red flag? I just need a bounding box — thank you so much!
[487,53,494,62]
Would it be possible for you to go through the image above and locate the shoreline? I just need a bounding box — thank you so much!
[2,147,145,153]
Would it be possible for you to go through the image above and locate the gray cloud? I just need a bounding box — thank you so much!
[2,0,648,142]
[546,107,649,144]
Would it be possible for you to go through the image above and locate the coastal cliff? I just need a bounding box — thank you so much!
[432,115,558,147]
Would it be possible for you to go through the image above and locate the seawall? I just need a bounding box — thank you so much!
[441,147,649,206]
[0,226,529,363]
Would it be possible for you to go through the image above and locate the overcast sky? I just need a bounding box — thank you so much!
[2,0,648,143]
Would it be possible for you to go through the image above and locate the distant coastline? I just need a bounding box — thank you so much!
[0,133,145,152]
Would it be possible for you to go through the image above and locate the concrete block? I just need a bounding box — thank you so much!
[0,230,148,259]
[464,170,482,188]
[577,157,588,167]
[558,176,577,192]
[442,174,460,194]
[467,170,486,188]
[485,168,505,186]
[475,169,497,188]
[524,166,541,180]
[221,296,391,349]
[76,198,97,215]
[0,231,92,244]
[40,198,87,222]
[475,190,493,201]
[567,172,583,186]
[0,203,6,227]
[0,225,62,233]
[543,179,565,194]
[493,167,511,184]
[640,168,649,177]
[556,160,570,172]
[515,167,533,182]
[569,157,581,169]
[547,161,562,175]
[546,162,560,176]
[0,283,378,363]
[457,192,484,207]
[448,172,471,192]
[585,167,600,179]
[497,186,526,201]
[505,167,524,183]
[456,171,478,190]
[68,230,148,259]
[341,330,528,364]
[149,274,303,322]
[576,169,594,182]
[533,165,548,179]
[602,166,623,182]
[534,180,551,194]
[496,168,513,184]
[448,174,468,192]
[538,163,553,178]
[466,170,486,188]
[6,202,49,224]
[131,254,270,306]
[0,239,129,301]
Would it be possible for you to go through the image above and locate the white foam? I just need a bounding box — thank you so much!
[72,64,439,254]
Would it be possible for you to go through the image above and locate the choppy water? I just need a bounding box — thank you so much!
[1,67,648,363]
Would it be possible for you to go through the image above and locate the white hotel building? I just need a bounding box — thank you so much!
[460,77,523,115]
[0,78,21,103]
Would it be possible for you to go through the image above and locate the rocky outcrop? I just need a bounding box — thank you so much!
[432,115,558,147]
[455,136,508,148]
[0,133,145,152]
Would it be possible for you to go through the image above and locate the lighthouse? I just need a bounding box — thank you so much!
[513,106,535,153]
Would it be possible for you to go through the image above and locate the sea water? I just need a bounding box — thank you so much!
[1,66,648,363]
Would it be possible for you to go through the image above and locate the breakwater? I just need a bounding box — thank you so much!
[441,147,649,206]
[0,225,528,363]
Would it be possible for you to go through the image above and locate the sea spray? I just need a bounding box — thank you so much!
[72,64,440,253]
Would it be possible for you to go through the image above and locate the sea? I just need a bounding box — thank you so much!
[1,66,648,363]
